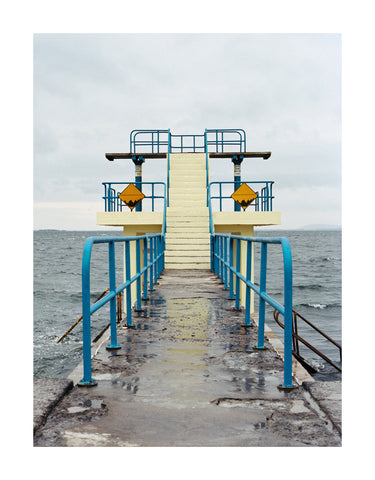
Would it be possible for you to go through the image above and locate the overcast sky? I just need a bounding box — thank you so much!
[34,33,341,230]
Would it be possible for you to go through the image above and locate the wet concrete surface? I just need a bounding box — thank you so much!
[34,270,341,447]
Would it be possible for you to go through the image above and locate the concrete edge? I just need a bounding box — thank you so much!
[302,381,342,436]
[33,378,74,433]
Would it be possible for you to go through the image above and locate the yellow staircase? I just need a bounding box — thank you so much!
[165,153,211,269]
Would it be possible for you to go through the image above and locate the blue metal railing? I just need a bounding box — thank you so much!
[102,182,167,235]
[129,129,247,195]
[103,182,166,212]
[205,129,246,152]
[130,129,170,154]
[129,128,246,154]
[208,181,274,213]
[78,234,165,386]
[211,233,296,389]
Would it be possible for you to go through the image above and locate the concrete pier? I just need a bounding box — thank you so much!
[34,270,341,447]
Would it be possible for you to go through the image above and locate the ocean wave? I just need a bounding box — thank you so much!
[307,303,327,309]
[297,302,341,310]
[295,284,322,290]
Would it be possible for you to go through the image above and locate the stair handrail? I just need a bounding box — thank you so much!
[273,309,342,372]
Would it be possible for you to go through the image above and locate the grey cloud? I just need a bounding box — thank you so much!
[34,33,341,229]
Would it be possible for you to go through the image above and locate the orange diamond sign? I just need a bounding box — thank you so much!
[119,183,145,211]
[231,183,258,210]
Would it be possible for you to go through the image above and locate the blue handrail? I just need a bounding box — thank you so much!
[78,234,165,386]
[130,129,170,154]
[211,233,296,390]
[102,182,167,235]
[208,181,274,213]
[102,182,166,212]
[129,129,246,154]
[205,128,246,152]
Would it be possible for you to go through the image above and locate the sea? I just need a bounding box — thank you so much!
[33,229,342,382]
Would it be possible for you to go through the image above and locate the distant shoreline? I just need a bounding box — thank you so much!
[34,227,342,233]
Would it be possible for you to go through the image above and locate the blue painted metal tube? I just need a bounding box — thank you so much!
[220,236,224,283]
[143,237,148,300]
[235,238,241,310]
[154,237,158,284]
[255,243,268,349]
[223,236,228,290]
[213,236,216,272]
[80,238,95,385]
[229,236,234,300]
[244,240,252,326]
[108,241,120,349]
[149,239,154,291]
[234,175,241,211]
[90,291,116,315]
[280,237,294,388]
[167,129,171,206]
[125,240,134,327]
[136,239,142,311]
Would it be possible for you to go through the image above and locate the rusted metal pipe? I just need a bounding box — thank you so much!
[56,288,109,343]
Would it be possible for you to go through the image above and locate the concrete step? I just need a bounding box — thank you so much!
[166,213,209,219]
[164,262,211,269]
[169,176,205,183]
[167,227,209,234]
[169,193,207,201]
[169,153,206,159]
[164,244,211,251]
[169,178,206,183]
[169,188,206,196]
[169,167,205,174]
[165,238,211,246]
[169,170,205,176]
[168,201,206,208]
[165,233,211,240]
[164,250,211,261]
[166,220,209,228]
[170,162,206,169]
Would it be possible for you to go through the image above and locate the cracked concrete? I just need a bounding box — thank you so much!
[34,270,341,447]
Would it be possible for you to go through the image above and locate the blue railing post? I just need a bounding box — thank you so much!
[143,237,149,300]
[219,236,224,284]
[149,239,154,291]
[254,243,267,349]
[212,236,217,274]
[135,238,142,311]
[229,236,234,300]
[125,240,135,327]
[223,236,228,290]
[244,240,253,326]
[278,238,295,389]
[107,241,121,350]
[235,238,241,310]
[78,239,97,387]
[153,237,158,285]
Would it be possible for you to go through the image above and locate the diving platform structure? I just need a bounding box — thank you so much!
[96,129,280,314]
[97,129,281,271]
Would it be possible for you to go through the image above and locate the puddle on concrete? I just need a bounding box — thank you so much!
[94,280,290,408]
